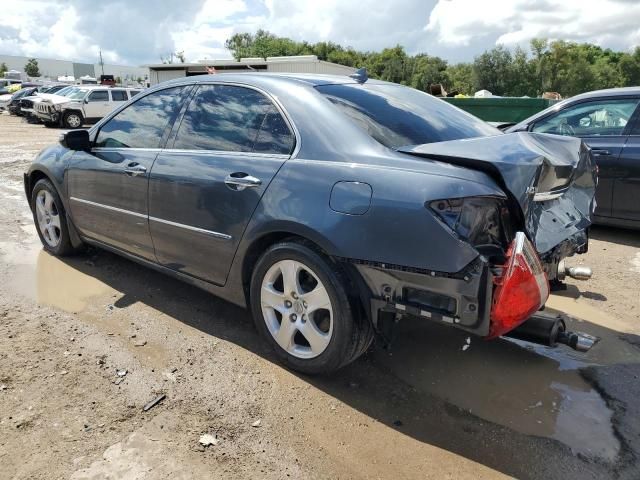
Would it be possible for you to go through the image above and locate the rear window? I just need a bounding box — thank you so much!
[316,84,499,149]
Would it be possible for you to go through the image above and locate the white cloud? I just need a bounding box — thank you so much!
[0,0,639,66]
[426,0,640,53]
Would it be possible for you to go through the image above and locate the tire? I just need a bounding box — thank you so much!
[31,179,82,256]
[62,111,83,129]
[250,241,373,375]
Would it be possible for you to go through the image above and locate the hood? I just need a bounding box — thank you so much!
[42,94,76,105]
[398,132,597,254]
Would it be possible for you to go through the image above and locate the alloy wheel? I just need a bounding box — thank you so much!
[260,259,333,359]
[35,190,61,248]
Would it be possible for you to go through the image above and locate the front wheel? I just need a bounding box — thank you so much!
[62,111,83,129]
[31,179,82,256]
[250,241,373,375]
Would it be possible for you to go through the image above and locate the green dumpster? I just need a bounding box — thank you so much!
[441,97,559,123]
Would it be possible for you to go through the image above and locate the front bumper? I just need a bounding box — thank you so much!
[34,110,60,123]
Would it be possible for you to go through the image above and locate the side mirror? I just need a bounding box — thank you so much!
[84,98,89,104]
[60,130,90,151]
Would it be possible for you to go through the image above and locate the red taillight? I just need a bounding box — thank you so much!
[488,232,549,338]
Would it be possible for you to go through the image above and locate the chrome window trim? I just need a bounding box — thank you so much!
[91,147,163,153]
[160,148,290,159]
[70,196,232,240]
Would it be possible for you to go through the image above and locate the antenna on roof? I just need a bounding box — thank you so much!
[349,67,368,84]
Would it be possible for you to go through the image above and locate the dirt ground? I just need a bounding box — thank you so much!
[1,112,639,480]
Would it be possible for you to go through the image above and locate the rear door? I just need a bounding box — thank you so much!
[148,83,296,285]
[109,89,129,114]
[67,85,190,259]
[531,97,640,218]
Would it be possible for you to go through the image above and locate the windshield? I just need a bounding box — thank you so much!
[316,83,499,149]
[56,86,74,97]
[67,88,89,100]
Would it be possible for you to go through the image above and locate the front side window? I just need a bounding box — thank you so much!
[173,84,294,154]
[532,98,640,137]
[95,86,186,149]
[68,89,89,100]
[88,90,109,102]
[110,90,127,102]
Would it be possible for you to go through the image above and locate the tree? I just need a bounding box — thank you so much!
[24,58,40,77]
[472,46,512,95]
[0,62,7,77]
[445,63,474,95]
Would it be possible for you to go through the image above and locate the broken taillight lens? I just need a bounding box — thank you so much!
[488,232,549,338]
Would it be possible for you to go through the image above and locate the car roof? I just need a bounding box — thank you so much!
[159,72,389,88]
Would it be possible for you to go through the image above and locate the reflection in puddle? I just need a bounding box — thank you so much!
[1,242,112,313]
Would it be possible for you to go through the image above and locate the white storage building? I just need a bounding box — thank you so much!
[147,55,356,85]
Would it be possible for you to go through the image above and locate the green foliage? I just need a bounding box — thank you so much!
[224,31,640,97]
[0,62,7,77]
[24,58,40,77]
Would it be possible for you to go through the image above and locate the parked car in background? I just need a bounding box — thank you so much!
[24,73,597,374]
[507,87,640,229]
[34,86,142,128]
[20,85,73,122]
[6,87,39,115]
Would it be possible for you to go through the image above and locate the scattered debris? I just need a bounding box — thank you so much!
[63,351,71,356]
[529,401,543,409]
[462,337,471,351]
[252,419,262,428]
[114,378,124,385]
[393,420,403,427]
[142,394,166,412]
[116,369,127,377]
[199,433,219,447]
[60,370,68,375]
[133,340,147,347]
[170,367,178,374]
[0,384,7,391]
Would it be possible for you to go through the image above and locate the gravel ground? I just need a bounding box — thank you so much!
[1,112,639,480]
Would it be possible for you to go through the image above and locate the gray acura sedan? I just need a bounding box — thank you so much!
[24,72,597,374]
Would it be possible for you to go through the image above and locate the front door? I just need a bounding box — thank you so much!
[148,84,296,285]
[530,97,640,218]
[83,89,110,121]
[611,130,640,222]
[67,85,190,259]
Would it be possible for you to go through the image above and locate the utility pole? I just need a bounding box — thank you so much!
[99,49,105,76]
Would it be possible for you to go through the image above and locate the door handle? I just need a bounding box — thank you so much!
[124,163,147,176]
[224,173,262,191]
[591,149,610,156]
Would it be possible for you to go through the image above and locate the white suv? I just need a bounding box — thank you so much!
[34,86,142,128]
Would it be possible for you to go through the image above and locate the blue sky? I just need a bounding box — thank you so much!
[1,0,639,66]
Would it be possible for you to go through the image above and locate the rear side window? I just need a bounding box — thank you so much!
[129,90,141,98]
[110,90,127,101]
[88,90,108,102]
[95,86,186,149]
[173,84,294,154]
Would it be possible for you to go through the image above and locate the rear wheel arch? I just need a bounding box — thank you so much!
[242,231,374,332]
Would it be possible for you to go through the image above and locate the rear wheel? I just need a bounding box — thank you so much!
[63,111,83,129]
[250,241,373,374]
[31,179,82,256]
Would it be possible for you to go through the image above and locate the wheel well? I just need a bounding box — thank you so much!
[241,232,372,323]
[27,170,49,200]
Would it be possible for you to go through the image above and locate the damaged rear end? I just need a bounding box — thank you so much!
[370,132,597,349]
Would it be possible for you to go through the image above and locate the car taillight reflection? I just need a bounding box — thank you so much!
[488,232,549,338]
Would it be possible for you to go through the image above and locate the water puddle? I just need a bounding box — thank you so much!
[374,313,620,462]
[0,241,113,313]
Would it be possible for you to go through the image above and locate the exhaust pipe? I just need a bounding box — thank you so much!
[504,312,599,352]
[557,260,592,281]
